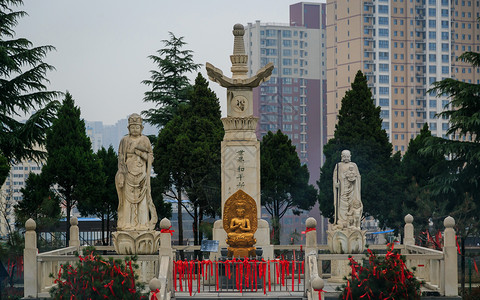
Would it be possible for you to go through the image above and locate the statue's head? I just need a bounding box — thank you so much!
[128,113,144,137]
[341,150,351,163]
[236,201,246,217]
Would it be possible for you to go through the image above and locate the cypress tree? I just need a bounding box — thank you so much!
[43,92,103,245]
[318,70,395,228]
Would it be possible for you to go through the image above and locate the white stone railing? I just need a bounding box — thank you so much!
[304,217,325,300]
[312,215,458,297]
[24,217,174,299]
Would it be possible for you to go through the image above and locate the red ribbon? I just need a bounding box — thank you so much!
[305,227,316,233]
[160,226,175,236]
[314,288,324,300]
[150,288,159,300]
[456,235,461,254]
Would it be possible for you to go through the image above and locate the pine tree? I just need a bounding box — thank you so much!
[425,50,480,294]
[142,32,201,127]
[0,0,60,185]
[15,172,61,231]
[261,130,317,245]
[398,124,447,231]
[153,73,223,246]
[43,92,104,245]
[77,146,117,245]
[318,70,395,228]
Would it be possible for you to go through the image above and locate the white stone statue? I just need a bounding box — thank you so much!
[333,150,362,229]
[116,113,157,231]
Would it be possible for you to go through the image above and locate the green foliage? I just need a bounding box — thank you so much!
[43,92,104,244]
[395,124,448,232]
[142,32,201,127]
[153,73,223,244]
[339,244,422,299]
[49,248,146,299]
[76,146,117,244]
[0,0,60,185]
[14,172,61,231]
[318,70,396,228]
[261,130,317,245]
[0,154,9,185]
[426,49,480,294]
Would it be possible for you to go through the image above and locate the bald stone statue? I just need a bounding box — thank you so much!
[333,150,362,229]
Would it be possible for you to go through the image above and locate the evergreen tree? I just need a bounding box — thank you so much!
[76,146,117,245]
[425,50,480,294]
[142,32,201,127]
[153,73,223,246]
[0,0,60,185]
[261,130,317,245]
[43,92,103,245]
[397,124,447,231]
[318,70,396,228]
[15,172,61,231]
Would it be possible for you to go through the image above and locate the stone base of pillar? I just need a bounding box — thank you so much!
[329,259,351,283]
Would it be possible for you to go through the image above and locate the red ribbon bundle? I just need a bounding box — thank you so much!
[150,288,159,300]
[160,226,175,236]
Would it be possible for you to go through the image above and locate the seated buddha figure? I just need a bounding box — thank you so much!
[225,200,256,257]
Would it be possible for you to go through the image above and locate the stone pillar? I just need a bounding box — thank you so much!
[159,218,173,293]
[443,216,458,297]
[305,217,318,284]
[69,216,80,248]
[208,24,274,258]
[403,214,415,246]
[24,218,37,298]
[402,214,415,270]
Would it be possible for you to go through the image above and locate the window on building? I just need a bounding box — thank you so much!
[379,75,389,83]
[379,98,389,106]
[379,40,389,48]
[379,87,389,95]
[379,28,389,37]
[379,5,389,13]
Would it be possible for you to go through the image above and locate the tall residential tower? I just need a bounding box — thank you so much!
[245,2,327,183]
[327,0,480,152]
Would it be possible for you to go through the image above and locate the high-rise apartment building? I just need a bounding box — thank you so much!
[327,0,480,152]
[245,2,327,183]
[0,160,43,237]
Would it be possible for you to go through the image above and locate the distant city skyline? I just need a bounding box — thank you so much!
[15,0,321,124]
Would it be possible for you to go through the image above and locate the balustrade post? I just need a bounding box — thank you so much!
[443,216,458,296]
[24,218,38,298]
[69,216,80,248]
[305,217,318,293]
[159,218,173,294]
[404,214,415,246]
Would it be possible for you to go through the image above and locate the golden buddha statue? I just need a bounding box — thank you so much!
[223,190,257,258]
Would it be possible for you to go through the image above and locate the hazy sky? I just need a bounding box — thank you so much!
[14,0,323,124]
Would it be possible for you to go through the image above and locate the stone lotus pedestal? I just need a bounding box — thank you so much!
[327,227,367,254]
[327,227,367,283]
[112,230,161,255]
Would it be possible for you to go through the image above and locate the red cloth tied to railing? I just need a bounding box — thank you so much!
[160,226,175,236]
[314,288,325,300]
[150,288,159,300]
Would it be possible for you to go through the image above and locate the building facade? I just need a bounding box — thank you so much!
[0,160,43,238]
[327,0,480,152]
[245,2,327,184]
